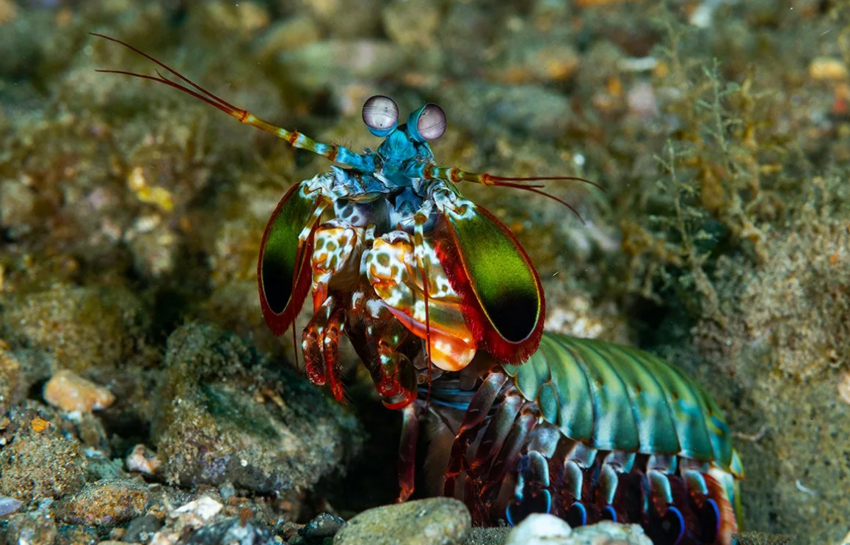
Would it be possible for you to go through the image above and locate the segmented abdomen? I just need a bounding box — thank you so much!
[428,333,743,545]
[504,334,742,472]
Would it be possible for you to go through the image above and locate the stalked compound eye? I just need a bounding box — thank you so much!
[407,103,447,142]
[362,95,399,137]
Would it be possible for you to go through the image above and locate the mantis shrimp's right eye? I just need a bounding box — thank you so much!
[415,104,447,141]
[362,95,399,137]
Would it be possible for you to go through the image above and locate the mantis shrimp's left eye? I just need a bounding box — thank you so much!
[414,104,447,141]
[362,95,399,137]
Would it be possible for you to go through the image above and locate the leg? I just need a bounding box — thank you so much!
[444,372,509,496]
[506,450,552,526]
[346,285,419,409]
[397,402,422,502]
[645,456,687,545]
[302,294,347,401]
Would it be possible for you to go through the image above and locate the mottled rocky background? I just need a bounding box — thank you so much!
[0,0,849,544]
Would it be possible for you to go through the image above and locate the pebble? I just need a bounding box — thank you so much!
[123,514,163,543]
[626,82,660,120]
[504,514,571,544]
[171,496,223,522]
[505,520,652,545]
[177,518,277,545]
[299,512,345,539]
[43,370,115,413]
[4,510,58,545]
[276,40,408,90]
[148,497,224,545]
[125,444,161,476]
[334,498,470,545]
[57,479,149,526]
[0,495,23,516]
[809,57,848,81]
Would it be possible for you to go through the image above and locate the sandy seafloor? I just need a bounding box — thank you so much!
[1,1,849,544]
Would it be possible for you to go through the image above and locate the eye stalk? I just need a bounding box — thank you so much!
[407,103,446,142]
[362,95,399,137]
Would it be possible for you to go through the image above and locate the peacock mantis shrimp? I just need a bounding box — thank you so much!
[93,33,744,545]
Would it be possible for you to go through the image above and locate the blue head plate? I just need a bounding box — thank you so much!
[362,96,447,173]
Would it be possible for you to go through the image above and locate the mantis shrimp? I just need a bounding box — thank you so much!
[93,34,744,545]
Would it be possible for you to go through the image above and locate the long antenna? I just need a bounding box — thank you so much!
[407,163,603,224]
[90,33,373,171]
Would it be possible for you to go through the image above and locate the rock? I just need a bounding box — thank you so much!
[3,510,57,545]
[125,444,162,476]
[182,518,277,545]
[0,402,87,504]
[43,370,116,413]
[123,514,163,543]
[334,498,471,545]
[299,513,345,539]
[0,284,150,374]
[504,514,571,544]
[153,323,362,495]
[57,479,150,526]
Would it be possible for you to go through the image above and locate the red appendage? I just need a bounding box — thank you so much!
[433,212,544,365]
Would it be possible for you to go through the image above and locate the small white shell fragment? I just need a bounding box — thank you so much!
[506,518,652,545]
[171,496,223,521]
[505,514,572,545]
[43,369,115,413]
